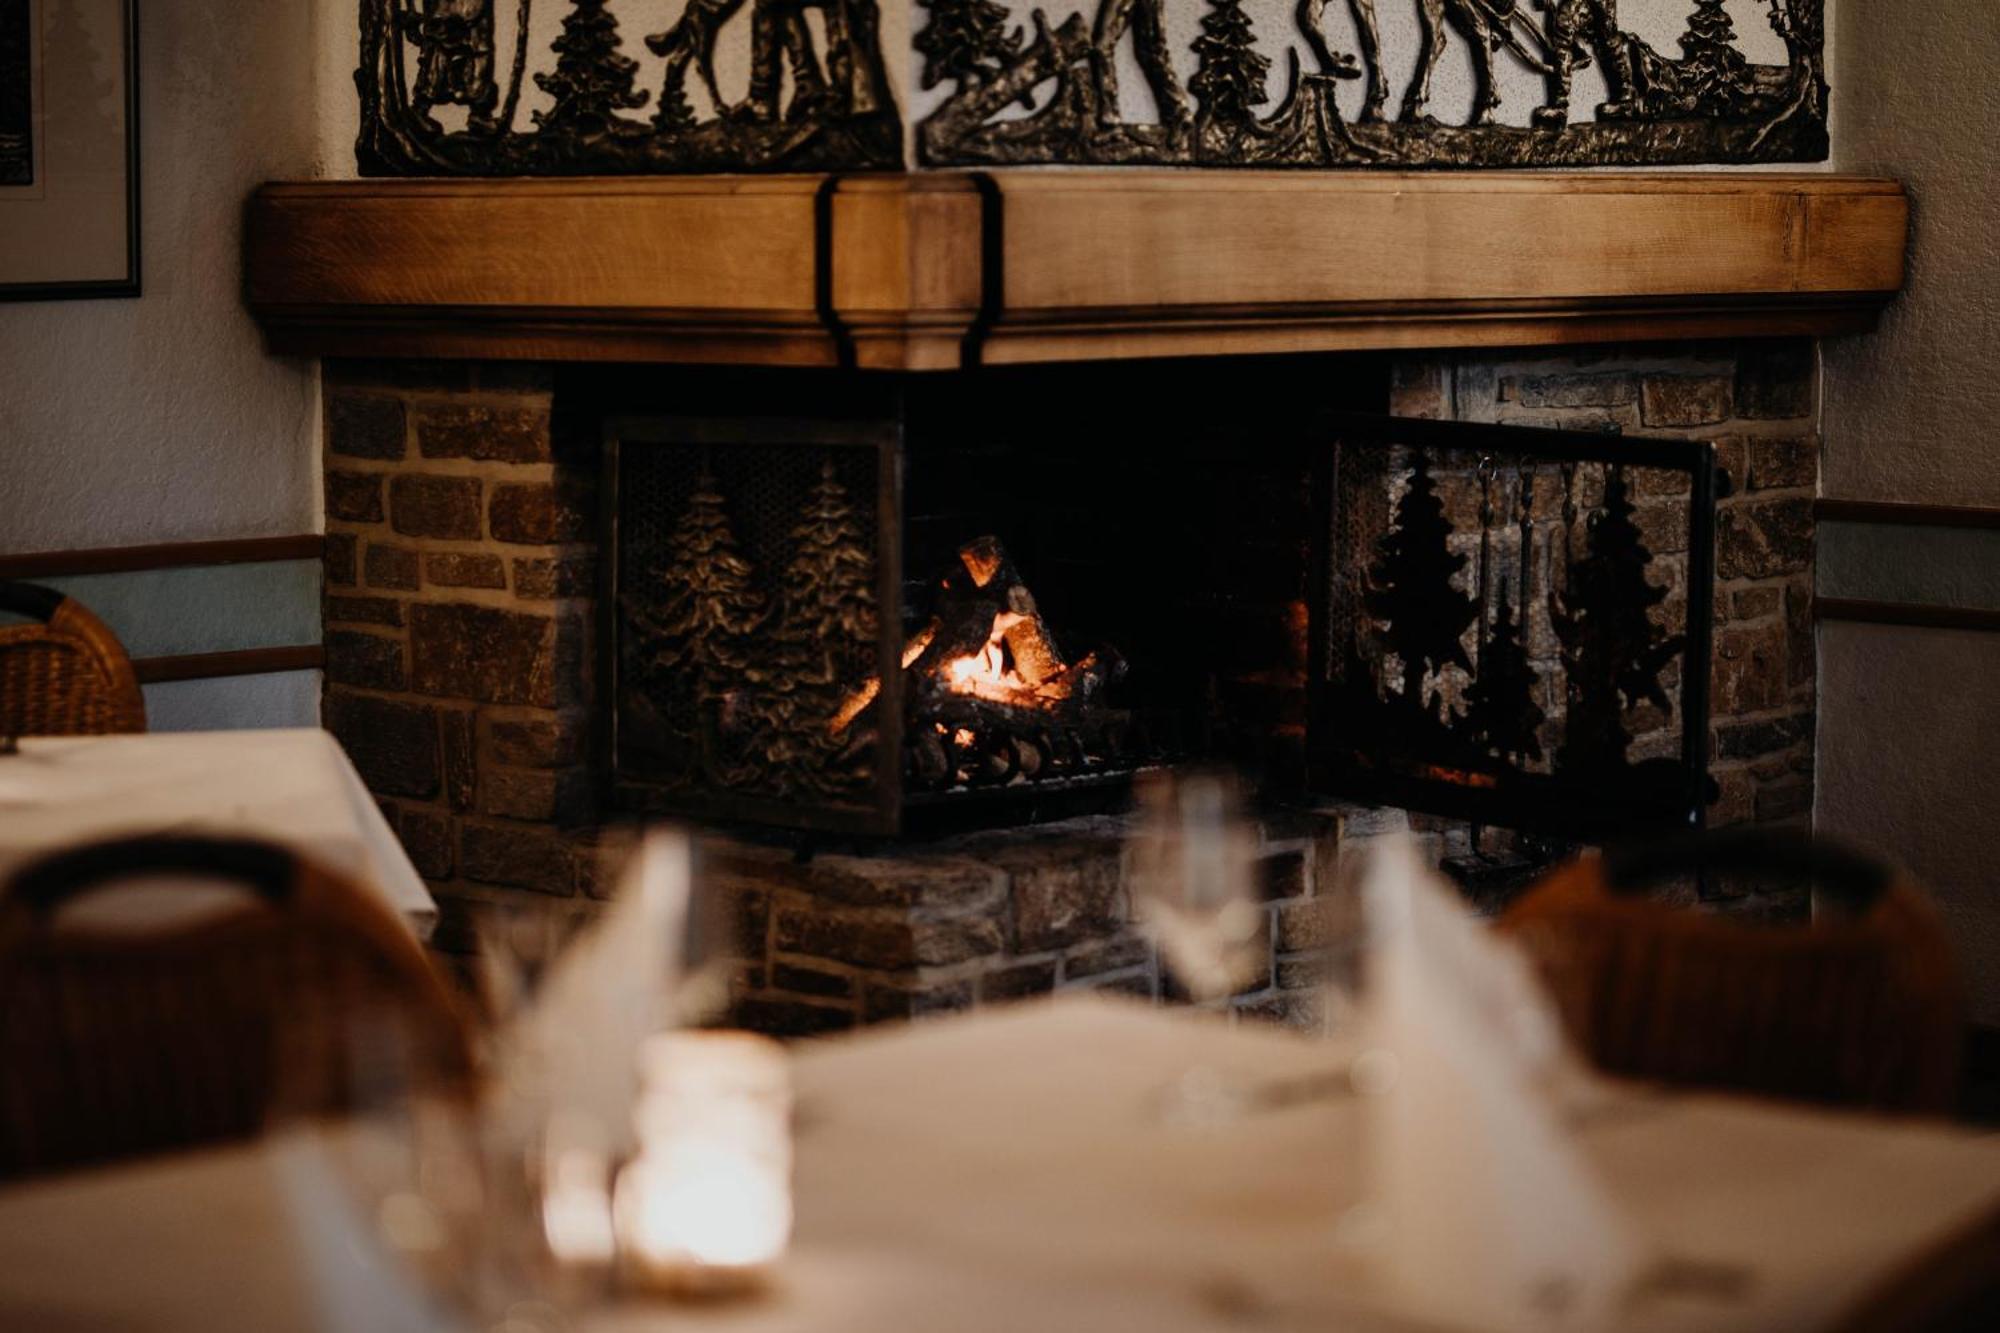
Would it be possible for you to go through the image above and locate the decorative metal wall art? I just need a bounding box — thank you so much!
[916,0,1828,168]
[1311,415,1717,840]
[357,0,902,175]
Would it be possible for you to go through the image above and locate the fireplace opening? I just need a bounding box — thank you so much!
[591,357,1390,839]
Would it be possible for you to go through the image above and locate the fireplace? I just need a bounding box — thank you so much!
[596,357,1381,837]
[258,167,1868,1027]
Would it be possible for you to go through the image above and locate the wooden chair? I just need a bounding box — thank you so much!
[1499,829,1963,1116]
[0,579,147,736]
[0,835,475,1181]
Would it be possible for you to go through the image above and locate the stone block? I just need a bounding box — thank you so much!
[770,963,856,1000]
[485,714,587,769]
[1747,436,1817,491]
[1256,848,1308,902]
[324,629,406,691]
[1236,990,1325,1029]
[1730,586,1782,621]
[1062,935,1151,979]
[1785,579,1815,689]
[326,471,385,523]
[391,474,483,540]
[398,807,455,880]
[1389,359,1448,419]
[415,402,552,463]
[459,819,577,895]
[1275,899,1329,953]
[1502,373,1637,410]
[1734,341,1815,420]
[1707,765,1756,827]
[1000,840,1126,953]
[483,765,591,824]
[326,393,406,460]
[364,542,421,591]
[490,478,595,545]
[1082,971,1156,1001]
[802,855,1004,911]
[325,533,357,587]
[773,909,915,970]
[1715,713,1813,761]
[326,595,404,629]
[512,554,596,600]
[734,997,856,1038]
[409,603,581,707]
[863,981,975,1023]
[1710,621,1788,717]
[979,960,1058,1003]
[425,552,507,589]
[442,708,477,812]
[327,693,439,799]
[1755,779,1814,823]
[1640,375,1733,427]
[1717,497,1813,580]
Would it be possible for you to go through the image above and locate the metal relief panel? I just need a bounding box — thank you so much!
[356,0,902,175]
[608,418,900,833]
[914,0,1828,168]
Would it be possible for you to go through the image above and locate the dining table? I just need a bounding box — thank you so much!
[1,995,1997,1332]
[0,727,437,937]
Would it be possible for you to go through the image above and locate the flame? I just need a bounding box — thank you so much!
[940,612,1040,706]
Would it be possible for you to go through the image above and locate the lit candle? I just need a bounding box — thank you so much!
[614,1031,793,1297]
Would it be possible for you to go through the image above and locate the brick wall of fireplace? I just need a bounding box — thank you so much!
[318,341,1820,1018]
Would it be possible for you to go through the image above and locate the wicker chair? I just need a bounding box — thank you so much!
[1499,830,1963,1116]
[0,579,147,736]
[0,835,475,1181]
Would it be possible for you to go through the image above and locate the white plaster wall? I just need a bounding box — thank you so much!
[1823,0,2000,506]
[0,2,323,553]
[1816,1,2000,1022]
[1818,624,2000,1026]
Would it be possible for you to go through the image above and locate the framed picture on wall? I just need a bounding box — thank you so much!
[0,0,137,300]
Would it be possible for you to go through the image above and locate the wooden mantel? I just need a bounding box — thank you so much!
[245,172,1908,371]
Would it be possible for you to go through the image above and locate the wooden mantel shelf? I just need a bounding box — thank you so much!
[245,172,1908,371]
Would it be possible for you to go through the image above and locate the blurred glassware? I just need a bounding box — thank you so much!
[1127,770,1264,1005]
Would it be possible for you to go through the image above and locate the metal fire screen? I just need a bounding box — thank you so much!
[1310,413,1717,840]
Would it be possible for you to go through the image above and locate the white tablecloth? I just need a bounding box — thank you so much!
[0,728,436,937]
[1,999,1997,1332]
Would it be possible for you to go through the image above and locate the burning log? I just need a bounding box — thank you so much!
[832,536,1133,792]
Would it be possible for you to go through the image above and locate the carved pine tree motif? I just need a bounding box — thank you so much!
[1364,455,1477,721]
[744,463,879,798]
[1552,466,1685,776]
[626,473,767,788]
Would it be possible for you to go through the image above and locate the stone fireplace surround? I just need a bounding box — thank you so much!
[254,169,1890,1033]
[319,339,1823,1033]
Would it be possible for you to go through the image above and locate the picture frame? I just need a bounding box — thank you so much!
[0,0,138,301]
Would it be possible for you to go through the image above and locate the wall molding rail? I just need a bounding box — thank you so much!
[0,534,326,580]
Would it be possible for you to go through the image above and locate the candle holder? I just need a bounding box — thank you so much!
[614,1031,793,1299]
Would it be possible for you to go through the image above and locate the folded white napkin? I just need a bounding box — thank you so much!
[1362,836,1648,1333]
[494,829,694,1160]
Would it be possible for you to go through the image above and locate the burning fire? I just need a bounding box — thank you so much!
[941,613,1039,705]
